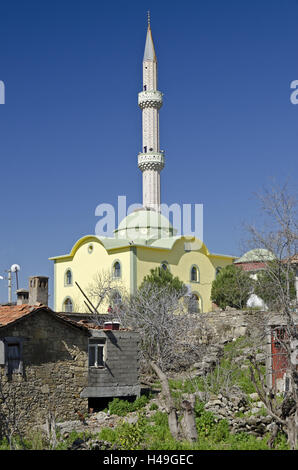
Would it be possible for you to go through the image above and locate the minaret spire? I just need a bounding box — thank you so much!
[143,12,157,62]
[138,16,164,212]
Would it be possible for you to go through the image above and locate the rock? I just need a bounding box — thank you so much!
[266,422,276,432]
[192,362,201,369]
[251,407,261,414]
[94,411,108,421]
[126,415,138,425]
[247,415,259,425]
[256,401,264,408]
[249,393,259,402]
[207,399,223,407]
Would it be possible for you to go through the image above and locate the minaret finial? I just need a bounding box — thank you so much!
[147,10,150,28]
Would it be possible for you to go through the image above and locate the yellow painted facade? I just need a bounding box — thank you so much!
[50,231,235,314]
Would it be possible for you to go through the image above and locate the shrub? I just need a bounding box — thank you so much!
[108,395,150,416]
[100,412,147,450]
[108,398,132,416]
[149,403,158,411]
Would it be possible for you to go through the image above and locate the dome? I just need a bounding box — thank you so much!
[114,208,177,240]
[234,248,275,264]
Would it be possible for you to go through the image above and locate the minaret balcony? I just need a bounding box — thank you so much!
[138,90,163,109]
[138,151,165,171]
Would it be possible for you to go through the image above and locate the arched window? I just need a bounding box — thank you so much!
[65,269,72,286]
[190,265,199,282]
[113,261,121,278]
[161,262,168,271]
[187,293,201,314]
[63,297,73,313]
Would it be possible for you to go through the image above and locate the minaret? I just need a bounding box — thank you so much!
[138,13,164,212]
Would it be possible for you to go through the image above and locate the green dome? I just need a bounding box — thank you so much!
[234,249,275,264]
[114,209,176,240]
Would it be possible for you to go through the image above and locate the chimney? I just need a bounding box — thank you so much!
[16,289,29,305]
[29,276,49,306]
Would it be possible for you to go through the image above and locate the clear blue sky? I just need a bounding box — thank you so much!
[0,0,297,306]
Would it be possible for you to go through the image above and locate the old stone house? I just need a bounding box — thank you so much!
[0,303,140,431]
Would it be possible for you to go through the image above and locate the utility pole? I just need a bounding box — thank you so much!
[8,269,12,304]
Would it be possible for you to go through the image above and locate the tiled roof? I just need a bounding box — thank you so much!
[0,304,128,332]
[0,304,88,332]
[0,304,41,327]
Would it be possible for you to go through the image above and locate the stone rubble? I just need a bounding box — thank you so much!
[202,389,274,437]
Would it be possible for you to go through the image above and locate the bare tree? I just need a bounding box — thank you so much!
[115,282,207,442]
[75,270,125,315]
[244,182,298,449]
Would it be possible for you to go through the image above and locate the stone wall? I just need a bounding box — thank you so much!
[201,308,268,344]
[0,311,89,432]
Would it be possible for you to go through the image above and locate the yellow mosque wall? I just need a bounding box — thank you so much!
[52,236,131,313]
[52,235,235,314]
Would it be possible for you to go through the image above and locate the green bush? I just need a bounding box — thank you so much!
[108,394,151,416]
[149,403,158,411]
[100,412,147,450]
[108,398,131,416]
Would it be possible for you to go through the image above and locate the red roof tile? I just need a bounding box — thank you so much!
[0,304,45,327]
[0,304,87,331]
[0,304,128,332]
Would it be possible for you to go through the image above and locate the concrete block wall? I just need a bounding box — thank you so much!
[84,330,140,398]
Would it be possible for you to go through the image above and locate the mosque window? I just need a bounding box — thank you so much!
[188,294,200,314]
[63,297,73,313]
[190,265,200,283]
[144,146,147,153]
[161,262,168,271]
[112,261,121,279]
[88,244,93,254]
[144,85,147,90]
[65,269,72,286]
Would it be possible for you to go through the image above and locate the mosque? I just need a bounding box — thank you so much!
[50,18,237,314]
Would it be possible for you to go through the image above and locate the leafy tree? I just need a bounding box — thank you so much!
[211,264,253,310]
[140,267,187,297]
